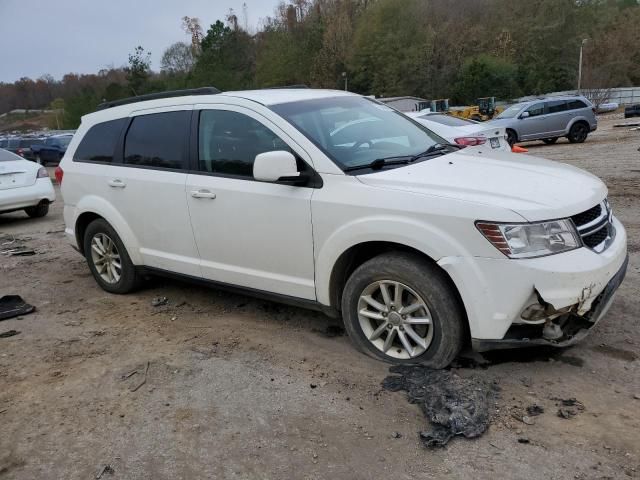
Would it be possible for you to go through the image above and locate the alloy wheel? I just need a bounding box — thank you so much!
[90,233,122,284]
[357,280,434,360]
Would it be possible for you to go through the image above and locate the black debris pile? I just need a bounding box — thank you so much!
[382,365,496,448]
[0,295,35,321]
[151,296,169,307]
[526,404,545,416]
[0,330,20,339]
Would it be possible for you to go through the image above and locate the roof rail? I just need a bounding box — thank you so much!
[261,85,310,90]
[96,87,221,111]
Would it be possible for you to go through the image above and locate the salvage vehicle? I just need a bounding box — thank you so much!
[0,148,55,218]
[31,134,73,165]
[405,111,510,152]
[58,88,628,368]
[488,95,597,146]
[624,104,640,118]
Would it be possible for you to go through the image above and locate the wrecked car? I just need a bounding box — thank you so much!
[57,87,628,368]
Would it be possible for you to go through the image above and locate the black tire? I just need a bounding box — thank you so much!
[567,122,589,143]
[24,203,49,218]
[83,218,140,294]
[341,252,465,368]
[542,137,558,145]
[506,129,517,147]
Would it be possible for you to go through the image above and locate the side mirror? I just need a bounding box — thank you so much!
[519,111,530,119]
[253,150,303,184]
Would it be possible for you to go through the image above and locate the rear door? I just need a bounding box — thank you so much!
[185,105,316,299]
[104,107,201,276]
[543,100,570,136]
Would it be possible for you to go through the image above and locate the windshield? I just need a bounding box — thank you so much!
[58,136,72,147]
[496,103,527,119]
[0,148,22,162]
[271,96,447,171]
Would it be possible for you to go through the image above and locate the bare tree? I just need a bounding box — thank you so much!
[160,42,195,74]
[182,16,203,55]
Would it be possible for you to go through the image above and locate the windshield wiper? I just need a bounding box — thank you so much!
[409,143,462,162]
[343,157,411,172]
[343,143,463,173]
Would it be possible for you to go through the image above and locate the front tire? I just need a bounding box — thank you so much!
[25,203,49,218]
[83,219,140,294]
[567,122,589,143]
[341,252,465,368]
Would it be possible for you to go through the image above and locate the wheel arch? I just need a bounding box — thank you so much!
[73,196,142,264]
[325,241,469,341]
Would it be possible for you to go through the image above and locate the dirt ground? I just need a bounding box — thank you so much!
[1,116,638,480]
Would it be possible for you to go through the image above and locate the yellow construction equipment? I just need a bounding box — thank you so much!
[450,97,504,121]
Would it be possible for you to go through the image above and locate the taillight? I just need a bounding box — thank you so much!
[54,166,63,185]
[17,148,24,156]
[37,167,49,178]
[454,136,487,147]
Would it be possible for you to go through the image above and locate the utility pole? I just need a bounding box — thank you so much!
[578,38,588,92]
[342,72,348,91]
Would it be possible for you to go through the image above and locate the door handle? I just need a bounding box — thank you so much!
[108,179,126,188]
[190,189,216,199]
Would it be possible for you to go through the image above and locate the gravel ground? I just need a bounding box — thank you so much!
[0,116,638,479]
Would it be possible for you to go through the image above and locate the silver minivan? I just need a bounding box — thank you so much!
[489,96,597,146]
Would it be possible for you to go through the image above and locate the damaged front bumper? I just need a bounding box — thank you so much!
[438,216,628,351]
[471,254,628,351]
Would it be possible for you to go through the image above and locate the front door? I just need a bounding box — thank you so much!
[186,106,316,300]
[518,102,547,140]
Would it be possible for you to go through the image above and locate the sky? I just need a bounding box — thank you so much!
[0,0,279,83]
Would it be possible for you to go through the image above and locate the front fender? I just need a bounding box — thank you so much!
[314,215,472,306]
[73,195,143,264]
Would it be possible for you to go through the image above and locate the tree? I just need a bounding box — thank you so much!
[160,42,195,74]
[126,46,151,96]
[454,55,520,103]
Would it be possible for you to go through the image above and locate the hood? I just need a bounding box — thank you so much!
[356,149,607,221]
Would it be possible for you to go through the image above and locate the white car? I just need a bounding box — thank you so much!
[406,111,510,151]
[58,88,627,368]
[0,148,55,218]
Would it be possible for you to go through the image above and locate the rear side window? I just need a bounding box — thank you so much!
[124,111,189,170]
[74,118,126,163]
[546,100,568,114]
[198,110,291,178]
[567,99,587,110]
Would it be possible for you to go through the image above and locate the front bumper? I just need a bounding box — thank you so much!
[438,216,628,345]
[471,254,628,351]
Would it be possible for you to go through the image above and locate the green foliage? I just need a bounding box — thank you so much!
[62,89,100,129]
[455,55,520,104]
[126,46,152,96]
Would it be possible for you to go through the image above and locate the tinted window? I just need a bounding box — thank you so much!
[567,99,587,110]
[546,100,568,114]
[74,118,125,163]
[198,110,291,177]
[0,140,7,148]
[124,111,189,169]
[7,138,20,148]
[19,139,39,147]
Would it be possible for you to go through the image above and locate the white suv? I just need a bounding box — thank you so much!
[58,88,628,368]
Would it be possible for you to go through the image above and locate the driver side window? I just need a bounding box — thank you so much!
[198,110,292,178]
[525,103,544,117]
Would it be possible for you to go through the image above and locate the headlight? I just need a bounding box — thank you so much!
[476,219,581,258]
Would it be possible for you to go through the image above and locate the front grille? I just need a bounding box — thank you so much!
[571,200,614,253]
[571,204,602,228]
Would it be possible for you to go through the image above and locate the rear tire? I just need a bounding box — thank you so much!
[341,251,465,369]
[567,122,589,143]
[542,137,558,145]
[25,203,49,218]
[83,219,140,294]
